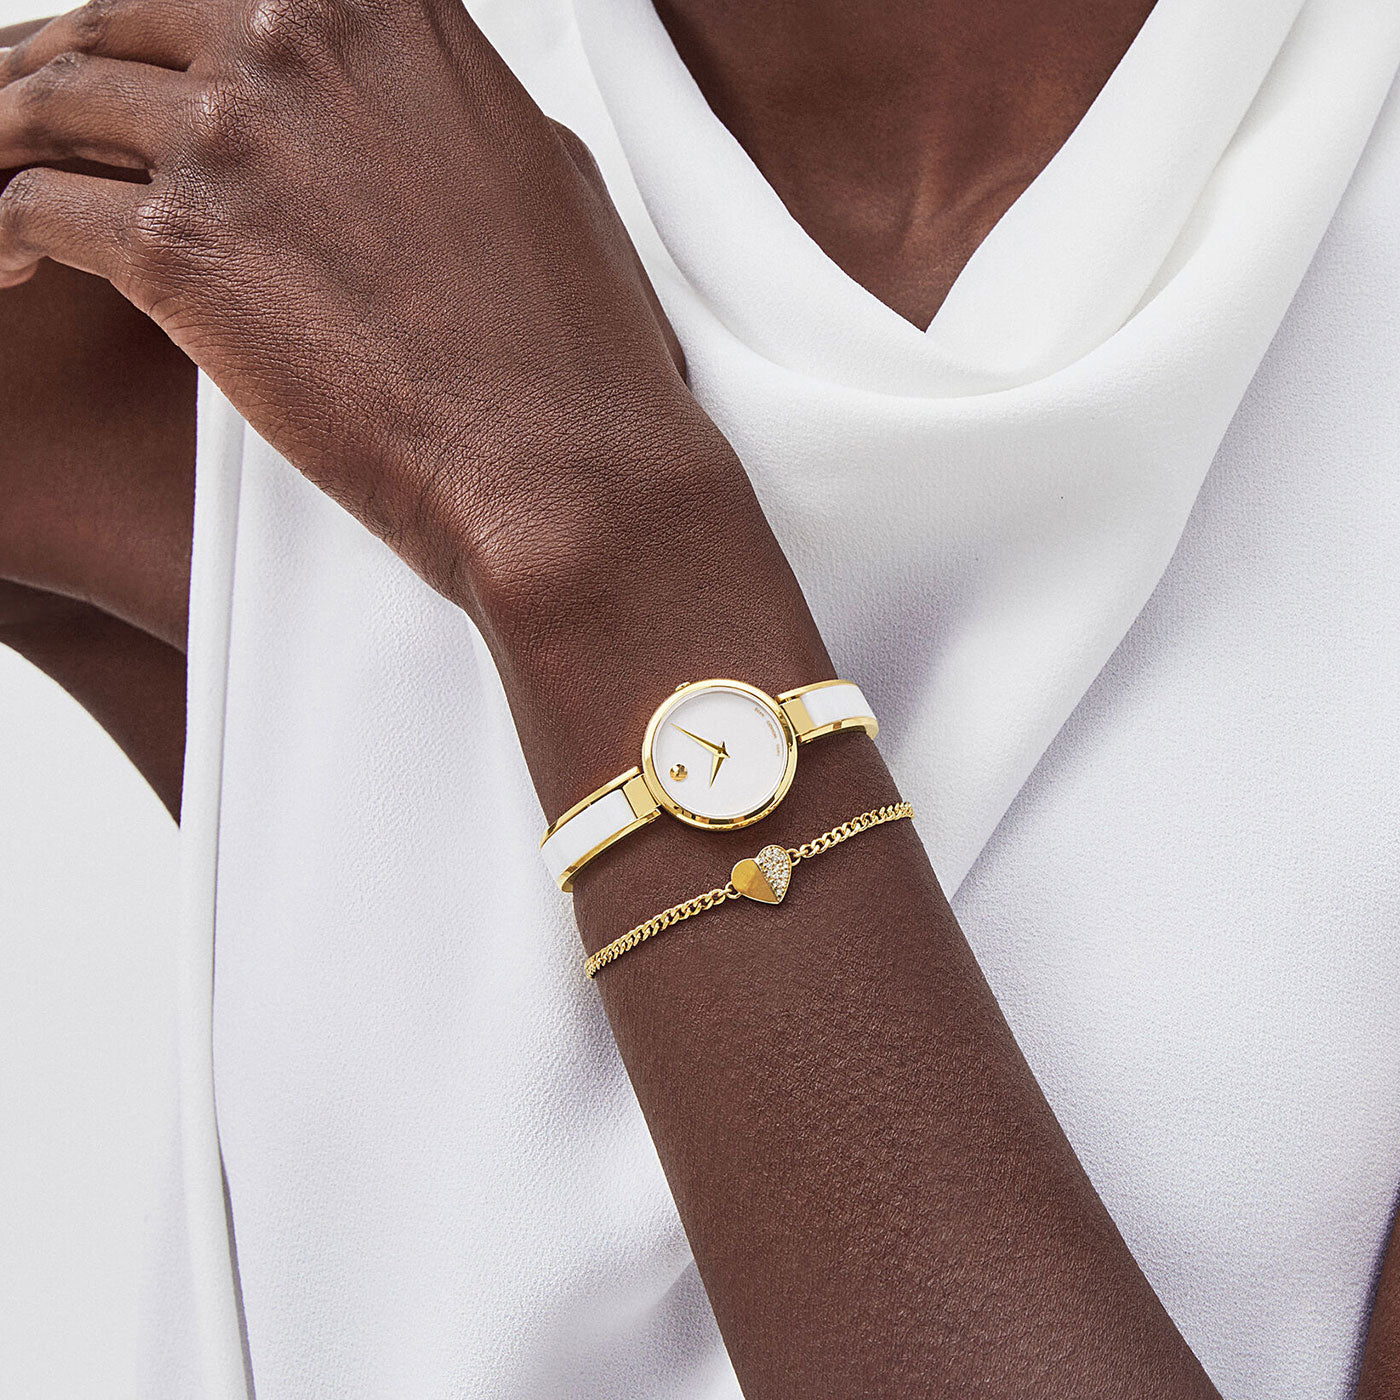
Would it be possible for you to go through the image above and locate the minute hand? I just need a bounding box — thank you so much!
[673,724,730,785]
[673,723,725,756]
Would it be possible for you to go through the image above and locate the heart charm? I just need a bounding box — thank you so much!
[731,844,793,904]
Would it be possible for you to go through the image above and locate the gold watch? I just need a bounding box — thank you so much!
[539,678,877,890]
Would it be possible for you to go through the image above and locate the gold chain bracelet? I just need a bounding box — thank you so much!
[584,802,915,978]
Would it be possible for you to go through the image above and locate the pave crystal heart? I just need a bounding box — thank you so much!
[731,844,793,904]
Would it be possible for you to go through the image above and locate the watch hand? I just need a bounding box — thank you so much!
[672,724,725,757]
[709,741,729,787]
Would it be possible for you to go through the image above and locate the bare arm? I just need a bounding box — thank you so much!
[1361,1229,1400,1398]
[0,59,193,814]
[572,727,1218,1395]
[0,579,185,813]
[0,2,1381,1393]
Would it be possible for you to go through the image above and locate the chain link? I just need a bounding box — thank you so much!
[584,802,914,978]
[787,801,915,865]
[585,883,740,977]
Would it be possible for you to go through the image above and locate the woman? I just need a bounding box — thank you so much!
[2,0,1398,1394]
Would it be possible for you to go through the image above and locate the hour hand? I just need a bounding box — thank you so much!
[707,742,728,786]
[672,724,730,785]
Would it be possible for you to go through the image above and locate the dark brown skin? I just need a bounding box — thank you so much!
[655,0,1160,328]
[1362,1235,1400,1400]
[0,241,192,814]
[0,578,187,810]
[0,1,1393,1394]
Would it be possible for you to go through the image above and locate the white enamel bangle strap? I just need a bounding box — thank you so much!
[540,680,878,890]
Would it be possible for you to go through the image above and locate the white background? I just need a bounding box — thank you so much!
[0,3,178,1395]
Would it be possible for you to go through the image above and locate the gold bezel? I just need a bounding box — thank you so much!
[640,678,799,831]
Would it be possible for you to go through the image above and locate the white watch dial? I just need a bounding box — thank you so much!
[645,682,796,826]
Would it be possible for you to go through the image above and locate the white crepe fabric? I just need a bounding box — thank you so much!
[148,0,1400,1395]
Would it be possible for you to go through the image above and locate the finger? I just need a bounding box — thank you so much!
[0,53,186,170]
[0,164,139,286]
[0,17,52,51]
[0,0,198,84]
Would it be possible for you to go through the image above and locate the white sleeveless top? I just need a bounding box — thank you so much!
[154,2,1400,1396]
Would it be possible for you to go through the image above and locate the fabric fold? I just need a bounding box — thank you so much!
[157,2,1400,1396]
[568,0,1400,886]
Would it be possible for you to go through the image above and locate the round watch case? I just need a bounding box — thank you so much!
[640,679,800,830]
[538,677,878,890]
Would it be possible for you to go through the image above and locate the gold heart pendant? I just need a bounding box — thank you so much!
[731,844,793,904]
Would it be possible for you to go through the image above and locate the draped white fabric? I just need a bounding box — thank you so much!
[153,2,1400,1395]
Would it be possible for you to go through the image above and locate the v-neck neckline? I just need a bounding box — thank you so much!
[572,0,1308,397]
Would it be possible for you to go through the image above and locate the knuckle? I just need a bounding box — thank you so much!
[71,0,120,49]
[0,167,46,243]
[0,34,33,83]
[12,52,88,144]
[243,0,336,61]
[184,82,245,156]
[125,186,203,273]
[26,48,89,102]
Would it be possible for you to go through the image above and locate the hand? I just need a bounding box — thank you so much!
[0,0,821,811]
[0,0,702,621]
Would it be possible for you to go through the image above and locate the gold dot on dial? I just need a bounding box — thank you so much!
[670,763,688,782]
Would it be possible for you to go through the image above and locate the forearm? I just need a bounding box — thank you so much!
[463,408,1218,1399]
[0,242,194,813]
[1360,1228,1400,1399]
[0,584,185,816]
[0,258,195,653]
[0,7,1215,1381]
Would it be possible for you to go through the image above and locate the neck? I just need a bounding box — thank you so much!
[651,0,1158,326]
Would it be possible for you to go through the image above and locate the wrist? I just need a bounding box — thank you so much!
[456,381,752,630]
[573,727,901,959]
[495,551,835,820]
[449,393,833,816]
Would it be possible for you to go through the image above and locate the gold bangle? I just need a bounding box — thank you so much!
[584,802,915,978]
